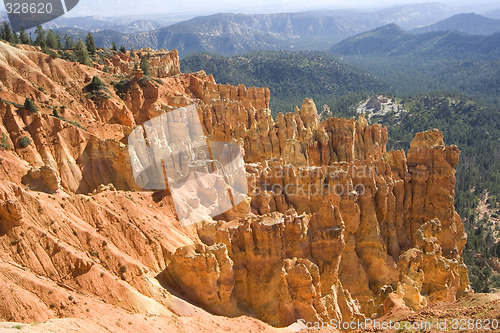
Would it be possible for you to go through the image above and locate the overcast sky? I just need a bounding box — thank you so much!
[1,0,499,17]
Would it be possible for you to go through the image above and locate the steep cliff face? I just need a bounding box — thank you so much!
[0,41,470,329]
[162,103,470,324]
[99,49,181,78]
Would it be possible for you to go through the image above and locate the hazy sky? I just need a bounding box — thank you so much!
[67,0,500,16]
[1,0,499,17]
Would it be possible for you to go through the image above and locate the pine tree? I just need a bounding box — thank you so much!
[120,46,126,53]
[74,39,92,66]
[111,42,117,52]
[2,22,13,43]
[46,30,57,49]
[64,34,74,50]
[140,55,151,76]
[55,32,63,50]
[12,32,19,44]
[34,25,46,47]
[85,32,96,55]
[19,28,31,44]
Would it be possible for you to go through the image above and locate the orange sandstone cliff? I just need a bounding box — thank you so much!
[0,41,470,331]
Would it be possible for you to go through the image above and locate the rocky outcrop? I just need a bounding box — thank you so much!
[195,97,386,166]
[406,129,466,258]
[102,49,181,78]
[0,199,22,224]
[161,243,238,316]
[163,205,362,327]
[397,219,469,310]
[22,165,61,193]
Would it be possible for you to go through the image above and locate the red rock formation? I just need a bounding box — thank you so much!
[0,40,470,330]
[164,205,361,327]
[161,108,469,321]
[101,49,181,78]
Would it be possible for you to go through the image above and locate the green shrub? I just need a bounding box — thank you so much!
[74,39,92,66]
[87,76,105,91]
[86,76,110,100]
[0,132,12,150]
[24,98,38,113]
[138,76,160,87]
[50,107,86,130]
[60,51,74,61]
[67,120,85,130]
[113,79,130,99]
[19,136,32,148]
[488,196,497,209]
[42,46,59,59]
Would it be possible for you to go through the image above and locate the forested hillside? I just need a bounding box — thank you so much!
[181,51,388,115]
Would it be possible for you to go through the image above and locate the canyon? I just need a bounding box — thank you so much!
[0,41,474,331]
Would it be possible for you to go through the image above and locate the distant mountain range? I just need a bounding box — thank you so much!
[38,13,196,32]
[5,3,500,58]
[30,2,460,56]
[330,23,500,60]
[412,13,500,35]
[43,17,162,34]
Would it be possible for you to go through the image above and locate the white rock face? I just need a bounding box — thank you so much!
[357,95,408,121]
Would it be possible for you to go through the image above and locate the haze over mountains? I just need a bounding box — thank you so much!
[483,8,500,19]
[330,23,500,59]
[0,2,494,57]
[24,2,487,57]
[412,13,500,34]
[40,13,196,33]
